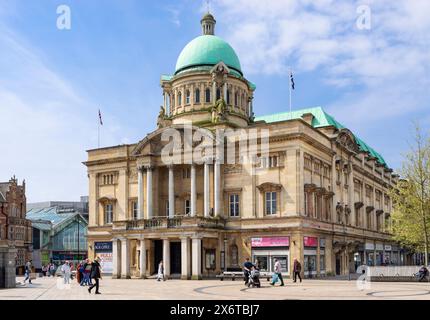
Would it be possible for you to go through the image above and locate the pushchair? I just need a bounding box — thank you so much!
[247,269,261,288]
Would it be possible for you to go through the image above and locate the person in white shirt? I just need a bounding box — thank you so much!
[61,261,71,284]
[270,258,285,286]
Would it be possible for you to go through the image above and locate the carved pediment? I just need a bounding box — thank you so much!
[366,205,374,213]
[131,125,218,157]
[354,202,364,209]
[335,129,360,154]
[257,182,282,192]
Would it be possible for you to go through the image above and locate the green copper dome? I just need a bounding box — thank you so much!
[175,35,242,76]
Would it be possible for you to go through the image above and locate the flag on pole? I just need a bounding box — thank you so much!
[98,109,103,126]
[290,72,295,90]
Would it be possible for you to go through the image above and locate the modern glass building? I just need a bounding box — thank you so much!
[27,206,88,269]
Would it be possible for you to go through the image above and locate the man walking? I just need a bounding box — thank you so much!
[270,258,284,286]
[88,257,102,294]
[293,258,302,283]
[23,260,33,284]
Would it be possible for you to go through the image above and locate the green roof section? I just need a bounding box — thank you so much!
[161,74,173,81]
[255,106,388,167]
[175,35,242,75]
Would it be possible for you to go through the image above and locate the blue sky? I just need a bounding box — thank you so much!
[0,0,429,202]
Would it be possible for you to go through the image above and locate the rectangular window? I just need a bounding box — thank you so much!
[229,194,240,217]
[105,204,113,224]
[132,201,138,220]
[265,192,277,215]
[166,201,169,217]
[185,200,190,215]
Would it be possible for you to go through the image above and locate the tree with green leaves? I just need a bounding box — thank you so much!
[390,124,430,265]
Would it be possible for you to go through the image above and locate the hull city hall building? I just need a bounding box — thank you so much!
[84,13,403,280]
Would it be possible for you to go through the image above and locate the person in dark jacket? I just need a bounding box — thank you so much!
[293,258,302,283]
[88,257,102,294]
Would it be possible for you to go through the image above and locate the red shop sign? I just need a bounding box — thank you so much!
[251,237,290,247]
[303,236,318,247]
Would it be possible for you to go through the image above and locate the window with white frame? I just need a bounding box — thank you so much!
[265,192,277,215]
[185,199,190,215]
[229,194,240,217]
[105,204,113,224]
[132,201,138,220]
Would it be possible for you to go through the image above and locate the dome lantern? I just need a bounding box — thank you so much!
[201,13,216,35]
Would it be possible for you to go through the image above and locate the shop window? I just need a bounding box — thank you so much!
[271,256,288,273]
[252,256,268,272]
[195,88,200,103]
[265,192,277,215]
[105,204,113,224]
[229,194,240,217]
[230,245,238,266]
[304,255,317,274]
[205,249,216,270]
[320,255,325,271]
[184,200,190,216]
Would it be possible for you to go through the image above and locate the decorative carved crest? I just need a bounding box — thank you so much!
[336,129,360,154]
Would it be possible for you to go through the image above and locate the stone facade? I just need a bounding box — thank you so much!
[84,13,401,280]
[0,176,33,274]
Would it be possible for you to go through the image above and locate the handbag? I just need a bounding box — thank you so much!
[272,273,279,283]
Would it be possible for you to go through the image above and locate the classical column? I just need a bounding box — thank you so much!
[139,238,147,279]
[191,237,202,280]
[190,164,197,217]
[168,165,175,218]
[146,166,153,219]
[120,238,130,279]
[224,239,229,271]
[137,166,144,219]
[163,239,171,278]
[112,238,121,279]
[214,159,221,217]
[181,237,191,280]
[204,162,210,217]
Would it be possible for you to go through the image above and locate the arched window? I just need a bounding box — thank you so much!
[172,94,175,107]
[178,92,182,106]
[205,88,211,103]
[216,88,221,100]
[241,94,245,108]
[195,88,200,103]
[230,245,239,266]
[186,90,190,104]
[235,92,238,107]
[227,90,231,105]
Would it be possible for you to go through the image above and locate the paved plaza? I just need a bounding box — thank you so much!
[0,276,429,300]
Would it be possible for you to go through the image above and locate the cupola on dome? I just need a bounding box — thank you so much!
[174,13,242,76]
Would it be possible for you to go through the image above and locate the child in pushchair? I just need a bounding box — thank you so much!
[247,266,261,288]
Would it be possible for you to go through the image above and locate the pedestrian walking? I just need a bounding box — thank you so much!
[270,258,284,286]
[293,258,302,283]
[88,257,102,294]
[42,265,48,277]
[49,263,56,277]
[243,258,253,285]
[157,260,166,281]
[61,261,71,284]
[77,261,83,284]
[83,259,93,286]
[23,260,33,284]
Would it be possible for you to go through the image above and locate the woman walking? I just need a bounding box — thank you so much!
[88,257,102,294]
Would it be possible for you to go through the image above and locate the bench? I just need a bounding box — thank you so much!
[216,271,244,281]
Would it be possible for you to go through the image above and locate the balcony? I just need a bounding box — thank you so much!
[123,215,226,231]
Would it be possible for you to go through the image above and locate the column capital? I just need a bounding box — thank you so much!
[144,165,154,171]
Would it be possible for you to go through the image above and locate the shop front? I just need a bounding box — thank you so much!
[303,236,318,278]
[375,243,384,266]
[365,242,375,266]
[94,241,113,275]
[251,236,290,276]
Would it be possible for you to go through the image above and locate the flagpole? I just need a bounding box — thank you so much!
[289,67,292,119]
[98,121,100,149]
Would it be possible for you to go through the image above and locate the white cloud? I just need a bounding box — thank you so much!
[213,0,430,123]
[0,27,126,202]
